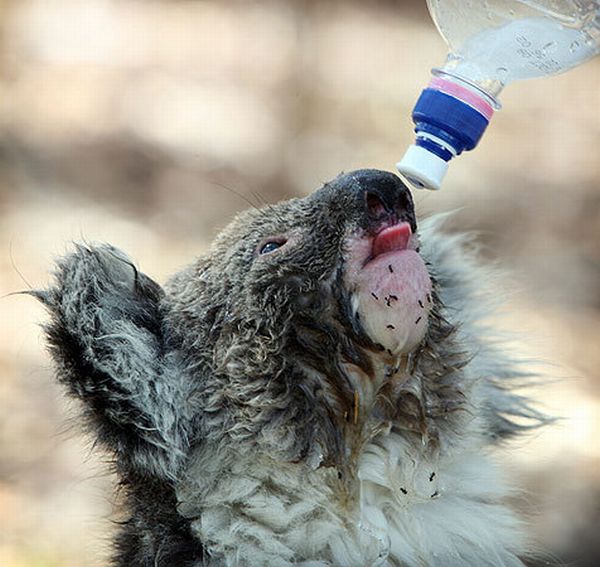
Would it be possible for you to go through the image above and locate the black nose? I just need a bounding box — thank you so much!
[337,169,416,233]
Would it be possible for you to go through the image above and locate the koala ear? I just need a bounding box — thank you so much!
[40,244,191,480]
[46,244,164,363]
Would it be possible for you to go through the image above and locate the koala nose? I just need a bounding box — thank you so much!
[348,169,416,233]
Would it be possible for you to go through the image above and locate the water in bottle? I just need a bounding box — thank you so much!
[397,0,600,190]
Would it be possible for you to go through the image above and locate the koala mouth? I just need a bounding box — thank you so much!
[368,221,417,264]
[344,221,432,356]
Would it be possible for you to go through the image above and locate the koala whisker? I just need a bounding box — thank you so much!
[3,289,51,305]
[8,238,33,290]
[211,181,264,213]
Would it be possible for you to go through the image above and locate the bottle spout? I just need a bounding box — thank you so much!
[397,75,495,191]
[397,145,448,191]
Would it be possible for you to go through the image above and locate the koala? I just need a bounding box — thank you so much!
[36,169,546,566]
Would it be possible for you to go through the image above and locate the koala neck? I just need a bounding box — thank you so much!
[176,333,515,567]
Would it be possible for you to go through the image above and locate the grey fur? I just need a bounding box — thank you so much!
[38,170,547,566]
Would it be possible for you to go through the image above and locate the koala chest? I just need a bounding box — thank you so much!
[355,431,526,567]
[177,429,525,567]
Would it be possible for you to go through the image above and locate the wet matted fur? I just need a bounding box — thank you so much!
[35,170,546,566]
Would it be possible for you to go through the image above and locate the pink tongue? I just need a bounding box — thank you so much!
[372,222,412,257]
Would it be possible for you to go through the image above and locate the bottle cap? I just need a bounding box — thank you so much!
[396,144,448,190]
[397,78,494,191]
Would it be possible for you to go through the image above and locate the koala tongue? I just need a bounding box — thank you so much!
[372,223,411,258]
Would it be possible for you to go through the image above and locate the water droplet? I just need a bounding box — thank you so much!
[570,40,580,52]
[495,66,508,80]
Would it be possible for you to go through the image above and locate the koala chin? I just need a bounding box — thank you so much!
[36,169,546,566]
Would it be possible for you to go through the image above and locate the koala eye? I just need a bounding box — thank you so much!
[259,240,286,255]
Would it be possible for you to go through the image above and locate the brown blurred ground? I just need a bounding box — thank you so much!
[0,1,598,565]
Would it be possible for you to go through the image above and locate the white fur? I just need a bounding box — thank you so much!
[358,429,526,566]
[179,432,525,566]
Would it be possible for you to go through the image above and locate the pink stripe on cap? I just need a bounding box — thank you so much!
[429,77,494,120]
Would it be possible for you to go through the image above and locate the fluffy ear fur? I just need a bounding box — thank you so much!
[40,243,195,481]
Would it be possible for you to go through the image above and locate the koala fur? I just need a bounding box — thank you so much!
[37,169,546,566]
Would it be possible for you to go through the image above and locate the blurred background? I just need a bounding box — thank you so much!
[0,0,598,565]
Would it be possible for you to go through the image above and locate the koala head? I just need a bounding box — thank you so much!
[169,170,429,362]
[164,169,439,467]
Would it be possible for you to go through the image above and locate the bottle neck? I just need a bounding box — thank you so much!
[396,71,496,190]
[431,68,502,111]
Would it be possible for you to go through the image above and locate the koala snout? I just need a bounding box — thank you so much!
[337,169,417,234]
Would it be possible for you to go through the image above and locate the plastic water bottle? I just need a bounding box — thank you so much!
[396,0,600,190]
